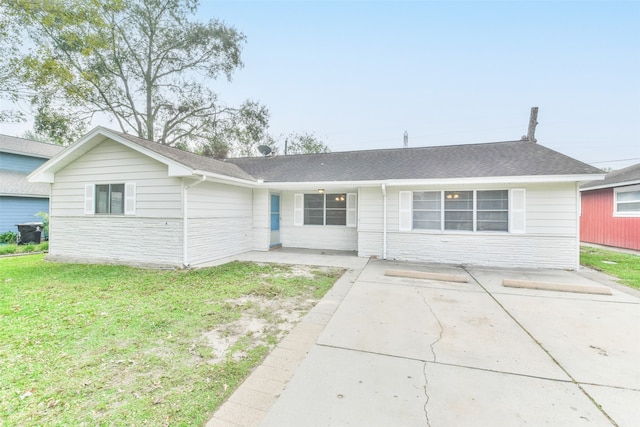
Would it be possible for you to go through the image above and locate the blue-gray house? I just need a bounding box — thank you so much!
[0,134,64,234]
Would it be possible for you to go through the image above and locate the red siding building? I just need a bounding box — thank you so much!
[580,163,640,251]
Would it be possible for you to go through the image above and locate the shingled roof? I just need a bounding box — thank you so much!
[581,163,640,190]
[0,134,64,158]
[225,140,603,183]
[28,127,604,185]
[100,128,257,181]
[0,170,51,197]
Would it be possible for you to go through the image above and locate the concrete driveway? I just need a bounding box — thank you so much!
[207,253,640,427]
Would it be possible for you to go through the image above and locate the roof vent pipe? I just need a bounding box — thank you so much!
[403,131,408,148]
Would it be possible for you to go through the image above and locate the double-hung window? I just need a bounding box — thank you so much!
[476,190,509,231]
[295,193,357,227]
[412,191,441,230]
[409,190,510,232]
[614,185,640,217]
[444,190,474,231]
[304,193,347,225]
[96,184,125,214]
[85,183,136,215]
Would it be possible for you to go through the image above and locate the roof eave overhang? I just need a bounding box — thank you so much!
[257,174,607,189]
[1,149,56,159]
[0,193,49,198]
[191,170,257,187]
[580,179,640,192]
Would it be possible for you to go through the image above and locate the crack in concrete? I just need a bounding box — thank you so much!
[417,287,444,427]
[417,288,444,362]
[423,361,432,427]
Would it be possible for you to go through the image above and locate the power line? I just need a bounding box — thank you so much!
[589,157,640,165]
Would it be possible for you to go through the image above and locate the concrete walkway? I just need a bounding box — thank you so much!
[206,251,640,427]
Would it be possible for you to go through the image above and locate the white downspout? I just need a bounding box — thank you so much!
[183,175,207,267]
[381,184,387,260]
[575,182,582,271]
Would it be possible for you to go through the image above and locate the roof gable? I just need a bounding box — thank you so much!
[29,127,256,183]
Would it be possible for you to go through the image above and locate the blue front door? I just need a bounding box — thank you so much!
[270,194,281,247]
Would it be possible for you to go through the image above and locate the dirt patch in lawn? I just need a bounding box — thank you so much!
[201,264,334,364]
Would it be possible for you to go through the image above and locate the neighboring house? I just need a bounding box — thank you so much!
[580,163,640,251]
[0,134,64,234]
[28,127,604,269]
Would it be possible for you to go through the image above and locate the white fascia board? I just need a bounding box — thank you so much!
[383,174,607,186]
[258,180,380,191]
[192,170,257,187]
[27,129,106,183]
[0,193,49,198]
[257,174,607,190]
[27,127,194,182]
[30,171,56,183]
[580,179,640,192]
[0,149,53,159]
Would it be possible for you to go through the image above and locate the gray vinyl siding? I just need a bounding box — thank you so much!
[357,182,580,269]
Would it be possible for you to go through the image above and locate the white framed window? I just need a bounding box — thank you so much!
[476,190,509,231]
[403,189,517,233]
[85,183,136,215]
[96,184,124,214]
[614,185,640,217]
[294,193,357,227]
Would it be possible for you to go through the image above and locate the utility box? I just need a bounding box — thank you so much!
[16,223,43,245]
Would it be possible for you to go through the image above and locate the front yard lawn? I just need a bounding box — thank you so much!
[0,255,343,426]
[580,246,640,290]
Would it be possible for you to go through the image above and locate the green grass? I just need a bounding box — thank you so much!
[580,246,640,290]
[0,255,344,426]
[0,241,48,255]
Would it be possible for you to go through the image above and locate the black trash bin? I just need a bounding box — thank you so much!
[16,222,43,245]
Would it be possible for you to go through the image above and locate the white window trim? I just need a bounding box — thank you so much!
[614,184,640,217]
[294,193,357,227]
[401,189,522,234]
[85,182,136,216]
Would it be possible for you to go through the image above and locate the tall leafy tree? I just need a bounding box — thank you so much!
[283,132,331,155]
[0,8,25,122]
[4,0,269,150]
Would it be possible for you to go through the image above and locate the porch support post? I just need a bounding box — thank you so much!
[382,184,387,260]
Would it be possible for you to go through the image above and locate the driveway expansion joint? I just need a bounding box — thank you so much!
[463,266,621,427]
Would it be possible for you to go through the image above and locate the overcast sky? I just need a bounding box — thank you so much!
[2,0,639,170]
